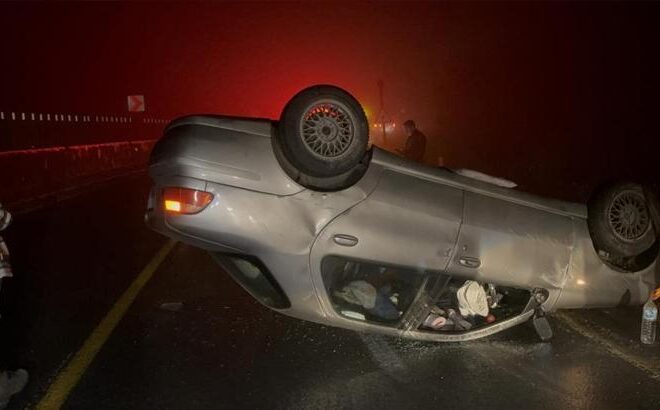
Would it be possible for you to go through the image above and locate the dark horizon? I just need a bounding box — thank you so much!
[2,1,659,199]
[1,3,660,409]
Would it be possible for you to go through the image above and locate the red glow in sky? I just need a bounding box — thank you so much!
[1,2,659,196]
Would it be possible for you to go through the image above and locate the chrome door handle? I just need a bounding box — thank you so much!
[333,234,358,247]
[458,256,481,268]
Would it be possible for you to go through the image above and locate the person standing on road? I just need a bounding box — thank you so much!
[0,204,28,409]
[397,120,427,163]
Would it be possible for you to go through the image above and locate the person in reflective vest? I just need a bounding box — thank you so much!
[0,204,28,409]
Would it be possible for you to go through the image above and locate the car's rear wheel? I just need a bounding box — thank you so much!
[588,182,659,272]
[276,85,370,190]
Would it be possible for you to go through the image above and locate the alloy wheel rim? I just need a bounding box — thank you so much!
[607,190,650,242]
[300,101,355,159]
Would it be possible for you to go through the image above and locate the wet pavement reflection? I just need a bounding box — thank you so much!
[3,176,659,409]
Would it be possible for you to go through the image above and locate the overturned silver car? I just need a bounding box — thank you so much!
[146,85,659,341]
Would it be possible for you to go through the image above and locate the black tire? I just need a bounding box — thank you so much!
[277,85,369,180]
[588,182,658,261]
[271,122,371,192]
[646,187,660,238]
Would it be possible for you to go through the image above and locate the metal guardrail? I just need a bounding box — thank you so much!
[0,109,169,151]
[0,139,157,209]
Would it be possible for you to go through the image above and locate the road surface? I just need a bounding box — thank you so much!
[2,175,659,409]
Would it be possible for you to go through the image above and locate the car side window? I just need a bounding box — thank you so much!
[417,277,532,333]
[210,253,291,309]
[321,256,426,325]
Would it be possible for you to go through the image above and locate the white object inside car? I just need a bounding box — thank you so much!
[457,280,489,317]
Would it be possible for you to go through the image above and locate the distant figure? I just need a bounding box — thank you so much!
[398,120,427,163]
[0,204,28,409]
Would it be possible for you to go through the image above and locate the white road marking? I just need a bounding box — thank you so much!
[555,312,660,381]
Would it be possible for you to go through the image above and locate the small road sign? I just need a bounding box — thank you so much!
[127,95,145,112]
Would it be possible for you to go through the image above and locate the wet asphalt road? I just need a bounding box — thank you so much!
[2,175,660,409]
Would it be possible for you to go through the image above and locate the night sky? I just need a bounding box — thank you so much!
[1,1,659,199]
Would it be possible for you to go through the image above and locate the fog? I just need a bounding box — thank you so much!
[2,2,658,199]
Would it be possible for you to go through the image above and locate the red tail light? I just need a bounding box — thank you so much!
[162,187,213,214]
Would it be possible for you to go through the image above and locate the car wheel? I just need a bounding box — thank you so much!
[277,85,369,183]
[588,182,658,269]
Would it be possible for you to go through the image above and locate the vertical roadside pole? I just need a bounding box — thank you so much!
[127,94,146,142]
[377,79,387,145]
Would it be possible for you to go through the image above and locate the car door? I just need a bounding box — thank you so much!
[447,191,574,293]
[309,169,464,329]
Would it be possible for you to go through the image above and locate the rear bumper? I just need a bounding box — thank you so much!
[150,116,302,196]
[144,176,332,326]
[145,174,244,254]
